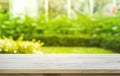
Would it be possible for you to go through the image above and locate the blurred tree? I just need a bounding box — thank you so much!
[49,0,67,18]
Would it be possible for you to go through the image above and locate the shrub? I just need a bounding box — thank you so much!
[33,35,90,46]
[99,35,120,52]
[0,16,37,39]
[33,34,120,52]
[0,35,43,54]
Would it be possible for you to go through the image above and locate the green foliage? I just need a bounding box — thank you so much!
[0,16,37,39]
[98,35,120,52]
[0,35,43,54]
[0,7,120,52]
[34,35,90,46]
[33,35,120,53]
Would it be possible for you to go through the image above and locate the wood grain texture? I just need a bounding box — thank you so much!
[0,74,120,76]
[0,54,120,74]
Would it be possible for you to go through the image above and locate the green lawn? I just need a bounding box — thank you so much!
[41,47,117,54]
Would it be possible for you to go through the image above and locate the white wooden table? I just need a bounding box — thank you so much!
[0,54,120,76]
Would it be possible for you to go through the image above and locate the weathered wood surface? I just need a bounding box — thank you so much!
[0,54,120,74]
[0,74,120,76]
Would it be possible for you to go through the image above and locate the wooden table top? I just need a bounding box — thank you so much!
[0,54,120,74]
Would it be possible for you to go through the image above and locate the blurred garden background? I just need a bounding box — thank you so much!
[0,0,120,54]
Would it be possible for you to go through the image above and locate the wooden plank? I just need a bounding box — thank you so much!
[0,74,120,76]
[61,74,120,76]
[0,74,44,76]
[0,54,120,74]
